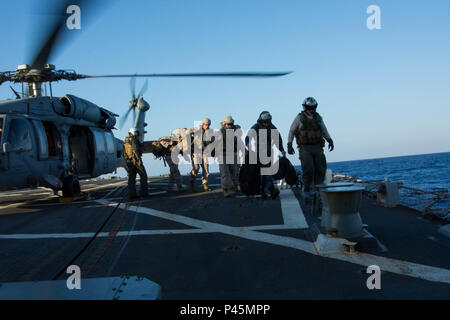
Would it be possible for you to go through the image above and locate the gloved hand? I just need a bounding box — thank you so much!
[327,139,334,152]
[287,142,295,155]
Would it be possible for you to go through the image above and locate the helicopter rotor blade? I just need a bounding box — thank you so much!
[138,79,148,97]
[30,0,83,69]
[78,72,292,79]
[119,107,132,129]
[29,0,106,70]
[130,77,136,99]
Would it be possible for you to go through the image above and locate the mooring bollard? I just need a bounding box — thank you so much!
[377,179,400,207]
[315,182,355,231]
[323,186,365,239]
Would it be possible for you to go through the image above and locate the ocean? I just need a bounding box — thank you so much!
[296,152,450,211]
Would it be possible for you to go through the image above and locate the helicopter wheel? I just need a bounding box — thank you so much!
[62,175,81,198]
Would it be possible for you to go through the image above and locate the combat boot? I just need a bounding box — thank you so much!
[203,183,211,192]
[177,184,186,192]
[270,188,280,200]
[190,180,195,192]
[167,184,174,192]
[223,189,233,198]
[128,191,138,201]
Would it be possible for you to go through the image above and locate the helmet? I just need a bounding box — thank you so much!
[202,118,211,126]
[223,115,234,125]
[129,128,138,136]
[302,97,318,109]
[258,111,272,122]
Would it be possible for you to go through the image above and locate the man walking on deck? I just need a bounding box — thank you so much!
[152,129,187,192]
[188,118,212,192]
[123,128,148,199]
[219,115,241,198]
[245,111,285,199]
[287,97,334,197]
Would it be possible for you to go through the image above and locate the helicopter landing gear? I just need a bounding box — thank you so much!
[62,175,81,198]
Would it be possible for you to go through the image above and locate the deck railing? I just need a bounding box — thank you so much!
[330,173,449,223]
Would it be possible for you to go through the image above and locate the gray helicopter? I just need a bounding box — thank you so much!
[0,0,290,197]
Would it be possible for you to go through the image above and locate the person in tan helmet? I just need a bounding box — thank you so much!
[219,115,241,198]
[188,118,212,192]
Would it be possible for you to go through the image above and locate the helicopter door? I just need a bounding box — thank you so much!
[90,128,108,177]
[42,122,62,159]
[1,117,34,188]
[0,117,5,172]
[68,126,94,177]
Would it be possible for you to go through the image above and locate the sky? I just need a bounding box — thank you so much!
[1,0,449,177]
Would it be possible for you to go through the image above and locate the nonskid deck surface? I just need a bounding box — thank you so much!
[0,174,449,299]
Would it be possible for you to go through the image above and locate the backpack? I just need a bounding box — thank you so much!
[239,163,261,196]
[272,156,299,186]
[284,157,299,186]
[151,141,168,158]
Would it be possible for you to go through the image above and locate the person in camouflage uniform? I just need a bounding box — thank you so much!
[153,129,186,192]
[123,128,148,199]
[187,118,212,192]
[218,115,241,198]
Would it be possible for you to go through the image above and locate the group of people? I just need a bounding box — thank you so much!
[122,96,334,200]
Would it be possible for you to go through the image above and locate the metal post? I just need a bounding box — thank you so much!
[323,186,365,239]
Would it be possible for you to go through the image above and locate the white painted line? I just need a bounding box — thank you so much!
[0,229,212,239]
[0,225,302,240]
[236,195,262,198]
[364,229,389,252]
[148,191,168,196]
[82,180,128,193]
[3,198,449,284]
[245,224,308,230]
[0,232,104,239]
[104,185,123,198]
[96,200,450,284]
[96,199,322,255]
[325,250,450,284]
[279,189,308,228]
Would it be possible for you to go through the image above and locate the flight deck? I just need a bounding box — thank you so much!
[0,174,449,299]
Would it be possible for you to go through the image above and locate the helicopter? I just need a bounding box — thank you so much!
[0,0,291,197]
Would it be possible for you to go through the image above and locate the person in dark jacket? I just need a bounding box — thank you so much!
[245,111,286,199]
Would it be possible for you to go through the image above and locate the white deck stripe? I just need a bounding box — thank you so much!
[0,229,212,239]
[1,199,449,284]
[0,224,302,240]
[100,200,450,284]
[279,189,308,228]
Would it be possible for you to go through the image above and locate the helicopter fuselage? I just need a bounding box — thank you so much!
[0,95,124,193]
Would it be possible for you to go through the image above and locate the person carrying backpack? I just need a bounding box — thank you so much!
[152,128,187,192]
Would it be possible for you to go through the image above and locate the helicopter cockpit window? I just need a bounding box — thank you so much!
[7,119,32,152]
